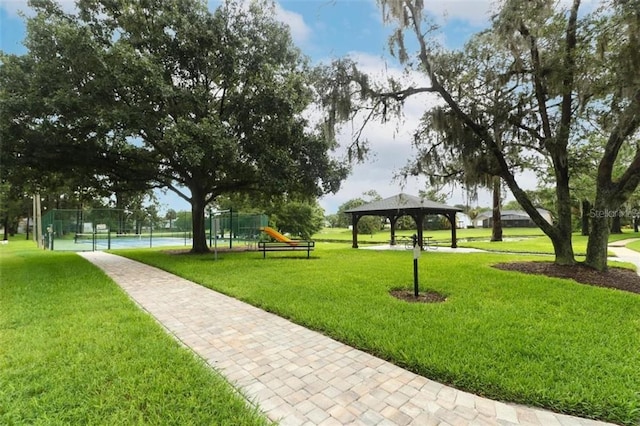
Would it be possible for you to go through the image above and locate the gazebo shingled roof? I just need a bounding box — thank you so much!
[345,193,462,249]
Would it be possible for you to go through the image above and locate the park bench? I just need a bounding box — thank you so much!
[258,240,315,258]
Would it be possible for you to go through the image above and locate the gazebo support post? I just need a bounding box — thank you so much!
[351,215,360,248]
[389,215,398,245]
[411,213,425,250]
[448,212,458,248]
[417,213,425,250]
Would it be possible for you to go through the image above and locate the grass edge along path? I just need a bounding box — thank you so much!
[0,241,271,426]
[120,244,640,425]
[624,239,640,253]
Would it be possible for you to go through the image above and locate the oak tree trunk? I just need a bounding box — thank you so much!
[585,219,610,271]
[610,213,622,234]
[490,176,503,242]
[585,196,611,271]
[190,187,210,253]
[551,236,577,265]
[581,199,590,236]
[550,152,576,266]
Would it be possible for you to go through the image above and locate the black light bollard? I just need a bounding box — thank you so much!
[412,233,420,297]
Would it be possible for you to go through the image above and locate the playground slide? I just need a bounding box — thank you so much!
[260,226,298,246]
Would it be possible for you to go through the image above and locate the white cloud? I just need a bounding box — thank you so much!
[208,1,311,46]
[423,0,605,26]
[274,3,312,45]
[423,0,495,26]
[0,1,26,18]
[369,0,495,27]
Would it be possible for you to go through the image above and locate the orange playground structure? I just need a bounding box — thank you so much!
[260,226,298,246]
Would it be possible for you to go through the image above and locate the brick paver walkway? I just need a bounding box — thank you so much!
[609,239,640,274]
[79,251,614,426]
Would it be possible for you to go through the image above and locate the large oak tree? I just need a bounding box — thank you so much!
[8,0,347,252]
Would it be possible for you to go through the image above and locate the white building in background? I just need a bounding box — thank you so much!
[455,213,472,229]
[475,208,553,228]
[17,217,34,234]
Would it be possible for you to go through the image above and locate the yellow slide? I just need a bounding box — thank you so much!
[260,226,298,246]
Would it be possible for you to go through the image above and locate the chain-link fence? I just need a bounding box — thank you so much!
[41,208,267,251]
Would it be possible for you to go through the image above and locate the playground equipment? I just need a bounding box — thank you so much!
[260,226,297,245]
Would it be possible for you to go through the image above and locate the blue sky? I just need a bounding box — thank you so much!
[1,0,498,214]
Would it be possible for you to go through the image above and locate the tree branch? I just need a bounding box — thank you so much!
[375,86,437,101]
[518,22,553,141]
[602,95,640,198]
[167,184,191,203]
[557,0,581,149]
[507,117,545,143]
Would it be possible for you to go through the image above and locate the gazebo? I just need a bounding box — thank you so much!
[345,193,463,249]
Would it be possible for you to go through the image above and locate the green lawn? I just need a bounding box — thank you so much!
[460,232,640,256]
[0,240,270,426]
[120,243,640,425]
[313,226,546,244]
[625,239,640,253]
[316,227,640,256]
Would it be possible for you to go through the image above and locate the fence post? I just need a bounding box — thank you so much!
[229,207,233,249]
[209,208,213,248]
[412,234,420,297]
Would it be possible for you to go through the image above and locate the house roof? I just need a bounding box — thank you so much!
[345,193,462,216]
[476,208,550,221]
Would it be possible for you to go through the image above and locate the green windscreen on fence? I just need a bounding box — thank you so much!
[41,208,268,251]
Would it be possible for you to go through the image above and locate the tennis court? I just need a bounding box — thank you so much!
[41,208,267,251]
[50,234,193,251]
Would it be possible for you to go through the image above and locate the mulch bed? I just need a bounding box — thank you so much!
[493,261,640,294]
[391,262,640,303]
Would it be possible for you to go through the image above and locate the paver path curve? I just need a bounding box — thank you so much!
[608,238,640,274]
[79,251,615,426]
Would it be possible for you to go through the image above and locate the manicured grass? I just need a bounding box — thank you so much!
[459,235,557,253]
[317,227,639,257]
[0,241,270,425]
[119,244,640,425]
[625,239,640,253]
[313,227,545,243]
[458,232,640,256]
